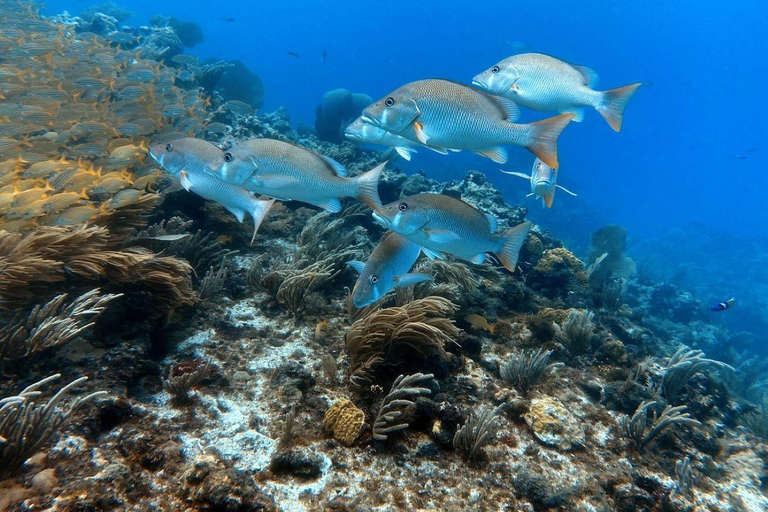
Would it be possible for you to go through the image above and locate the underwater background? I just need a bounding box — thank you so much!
[1,0,767,510]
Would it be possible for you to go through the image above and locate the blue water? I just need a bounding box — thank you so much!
[43,0,768,337]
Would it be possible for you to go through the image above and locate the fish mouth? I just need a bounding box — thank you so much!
[361,113,384,129]
[471,78,485,88]
[371,211,390,228]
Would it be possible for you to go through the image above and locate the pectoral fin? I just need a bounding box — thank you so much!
[346,260,365,274]
[423,229,461,244]
[179,170,193,191]
[421,247,444,260]
[394,273,433,287]
[555,184,578,196]
[500,170,532,181]
[414,122,430,144]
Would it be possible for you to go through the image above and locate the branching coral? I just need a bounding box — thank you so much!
[346,297,459,386]
[0,289,121,371]
[553,309,595,354]
[618,401,700,452]
[661,347,734,403]
[453,404,503,460]
[372,373,434,441]
[0,374,105,477]
[163,361,210,406]
[601,279,625,313]
[0,226,195,312]
[499,348,562,397]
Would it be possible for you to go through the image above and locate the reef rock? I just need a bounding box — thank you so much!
[523,396,585,451]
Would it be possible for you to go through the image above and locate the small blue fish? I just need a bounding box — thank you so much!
[710,298,735,312]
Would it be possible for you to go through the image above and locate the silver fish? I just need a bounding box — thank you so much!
[371,193,531,272]
[148,138,222,179]
[216,138,384,212]
[472,53,641,132]
[344,117,419,161]
[362,78,573,168]
[347,231,431,308]
[501,158,576,208]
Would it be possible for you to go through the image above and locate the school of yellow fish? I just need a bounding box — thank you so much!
[0,0,209,232]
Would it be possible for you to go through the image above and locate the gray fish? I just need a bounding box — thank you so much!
[149,138,273,244]
[472,53,641,132]
[371,193,531,272]
[217,138,384,212]
[347,231,431,308]
[344,117,419,161]
[362,78,573,168]
[501,157,576,208]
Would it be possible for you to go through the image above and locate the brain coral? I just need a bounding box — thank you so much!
[323,399,365,446]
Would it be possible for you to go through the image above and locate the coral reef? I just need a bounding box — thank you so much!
[315,88,372,143]
[323,399,365,446]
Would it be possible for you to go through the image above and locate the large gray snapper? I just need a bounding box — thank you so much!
[502,157,576,208]
[344,117,420,161]
[371,193,531,272]
[361,79,573,168]
[472,53,641,132]
[149,138,274,244]
[347,231,431,308]
[216,139,384,212]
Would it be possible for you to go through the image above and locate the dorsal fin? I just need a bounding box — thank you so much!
[571,64,599,88]
[319,154,348,176]
[484,213,498,233]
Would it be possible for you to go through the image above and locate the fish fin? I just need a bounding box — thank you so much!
[427,146,450,155]
[421,247,444,260]
[249,175,299,189]
[572,65,599,88]
[524,113,574,169]
[354,161,385,210]
[178,170,193,191]
[560,108,585,122]
[447,148,461,152]
[500,170,531,181]
[394,146,415,161]
[423,229,461,243]
[526,193,535,197]
[317,198,342,212]
[495,222,531,272]
[468,253,486,265]
[319,155,348,176]
[225,205,246,223]
[414,122,430,144]
[394,273,433,287]
[484,213,498,233]
[492,96,521,122]
[346,260,365,274]
[597,83,642,132]
[555,184,577,196]
[475,146,508,164]
[542,187,555,208]
[248,199,275,245]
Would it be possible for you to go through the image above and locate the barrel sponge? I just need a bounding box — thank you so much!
[323,399,365,446]
[315,88,372,143]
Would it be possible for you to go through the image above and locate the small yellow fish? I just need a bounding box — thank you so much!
[9,184,52,207]
[465,314,496,334]
[41,189,89,212]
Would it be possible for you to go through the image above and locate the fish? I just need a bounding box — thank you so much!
[322,49,327,62]
[710,298,735,312]
[148,137,223,179]
[47,204,101,226]
[465,314,495,334]
[178,169,275,245]
[287,51,301,58]
[216,138,384,212]
[347,231,432,308]
[362,79,573,168]
[371,193,531,272]
[108,141,149,166]
[220,17,235,22]
[472,53,642,132]
[344,117,419,160]
[501,157,576,208]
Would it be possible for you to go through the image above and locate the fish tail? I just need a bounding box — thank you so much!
[596,83,642,132]
[495,221,531,272]
[354,161,386,210]
[248,198,275,245]
[523,114,574,169]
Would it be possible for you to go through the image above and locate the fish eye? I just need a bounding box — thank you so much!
[398,202,408,212]
[385,97,395,107]
[491,65,500,74]
[223,152,233,162]
[165,143,173,152]
[369,275,378,284]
